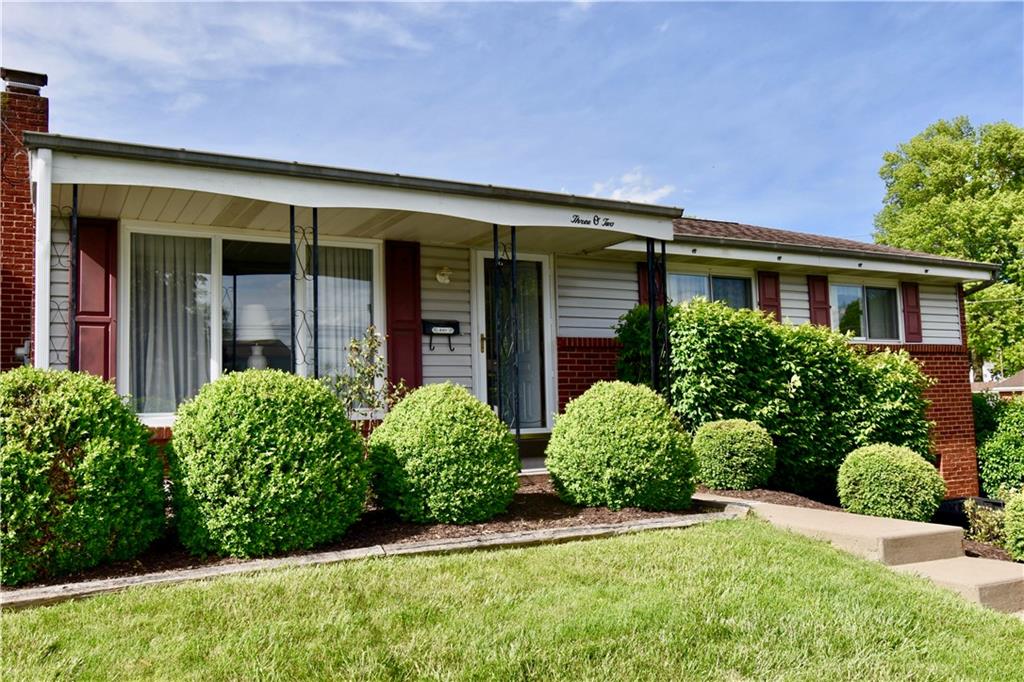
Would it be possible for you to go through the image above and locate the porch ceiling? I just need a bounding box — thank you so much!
[51,184,643,254]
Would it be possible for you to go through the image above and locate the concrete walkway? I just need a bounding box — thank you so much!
[695,493,1024,616]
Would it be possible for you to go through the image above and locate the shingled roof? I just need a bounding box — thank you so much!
[672,216,998,271]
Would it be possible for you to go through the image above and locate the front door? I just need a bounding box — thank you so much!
[473,252,555,431]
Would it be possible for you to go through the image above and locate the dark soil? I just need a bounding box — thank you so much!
[4,476,708,591]
[963,539,1015,562]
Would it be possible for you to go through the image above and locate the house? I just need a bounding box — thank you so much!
[973,369,1024,398]
[1,68,998,497]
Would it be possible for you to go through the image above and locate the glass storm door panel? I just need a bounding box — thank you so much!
[484,258,545,429]
[222,240,294,373]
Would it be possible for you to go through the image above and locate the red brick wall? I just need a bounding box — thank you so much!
[1,87,48,370]
[556,337,621,411]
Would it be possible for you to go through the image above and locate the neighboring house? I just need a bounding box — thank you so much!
[973,369,1024,398]
[1,69,998,497]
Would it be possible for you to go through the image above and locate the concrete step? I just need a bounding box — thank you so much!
[695,495,964,565]
[894,557,1024,614]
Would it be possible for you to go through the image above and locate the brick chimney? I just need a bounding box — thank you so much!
[1,68,48,370]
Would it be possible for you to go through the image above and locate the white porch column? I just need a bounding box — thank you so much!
[31,148,52,368]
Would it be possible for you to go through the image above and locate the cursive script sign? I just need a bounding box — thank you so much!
[570,214,616,228]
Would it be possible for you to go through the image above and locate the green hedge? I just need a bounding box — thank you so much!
[972,392,1007,447]
[546,381,696,511]
[618,299,933,497]
[977,397,1024,498]
[692,419,776,490]
[1004,492,1024,561]
[0,368,164,586]
[368,383,519,524]
[837,444,945,522]
[170,370,367,557]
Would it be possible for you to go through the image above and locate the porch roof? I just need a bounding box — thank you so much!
[25,132,679,248]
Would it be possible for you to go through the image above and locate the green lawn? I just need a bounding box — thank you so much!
[3,520,1022,681]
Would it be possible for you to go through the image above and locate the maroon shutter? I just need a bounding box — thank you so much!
[74,218,117,381]
[636,262,665,305]
[807,275,831,328]
[757,271,782,322]
[901,282,923,343]
[385,241,422,387]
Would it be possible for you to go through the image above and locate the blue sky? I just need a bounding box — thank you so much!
[3,1,1022,240]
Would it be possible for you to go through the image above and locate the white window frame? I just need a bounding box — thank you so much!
[666,265,758,309]
[117,219,385,426]
[828,277,903,343]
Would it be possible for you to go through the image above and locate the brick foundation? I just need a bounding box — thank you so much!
[556,337,621,411]
[1,76,48,370]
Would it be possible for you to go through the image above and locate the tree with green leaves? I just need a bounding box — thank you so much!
[874,116,1024,374]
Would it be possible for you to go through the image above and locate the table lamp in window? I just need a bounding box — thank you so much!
[237,303,276,370]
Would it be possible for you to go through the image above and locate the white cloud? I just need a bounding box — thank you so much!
[1,3,435,114]
[589,167,676,204]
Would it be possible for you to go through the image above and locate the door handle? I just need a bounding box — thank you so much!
[480,334,486,354]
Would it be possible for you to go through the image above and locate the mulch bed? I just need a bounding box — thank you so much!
[702,486,1019,563]
[3,477,707,591]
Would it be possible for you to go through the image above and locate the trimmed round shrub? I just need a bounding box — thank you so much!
[0,367,164,586]
[1003,492,1024,562]
[837,444,946,522]
[693,419,776,490]
[170,370,367,557]
[546,381,696,511]
[977,397,1024,498]
[368,383,519,524]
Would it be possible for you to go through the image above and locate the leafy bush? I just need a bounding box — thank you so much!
[614,304,670,386]
[618,299,933,497]
[692,419,776,490]
[1004,492,1024,561]
[0,367,164,586]
[972,392,1007,447]
[837,444,946,522]
[856,350,934,459]
[962,499,1005,545]
[368,383,518,524]
[977,397,1024,498]
[546,381,696,510]
[170,370,367,557]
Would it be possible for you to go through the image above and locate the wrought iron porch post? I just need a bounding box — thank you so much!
[510,225,520,444]
[289,205,296,374]
[69,184,79,371]
[492,224,502,420]
[659,238,670,389]
[646,238,658,389]
[312,207,319,379]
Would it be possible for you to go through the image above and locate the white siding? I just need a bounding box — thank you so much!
[556,256,638,338]
[779,274,810,325]
[49,217,70,370]
[420,245,473,390]
[920,284,962,344]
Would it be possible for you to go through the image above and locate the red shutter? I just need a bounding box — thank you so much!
[901,282,923,343]
[807,275,831,328]
[74,218,117,381]
[757,271,782,322]
[637,262,666,306]
[385,241,422,387]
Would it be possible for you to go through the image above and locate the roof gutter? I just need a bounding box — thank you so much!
[24,132,684,220]
[672,233,1000,276]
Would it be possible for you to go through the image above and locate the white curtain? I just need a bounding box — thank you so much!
[131,234,211,413]
[314,246,373,376]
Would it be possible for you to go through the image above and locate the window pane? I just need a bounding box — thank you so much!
[316,246,374,377]
[866,287,899,339]
[711,276,752,309]
[833,285,864,336]
[668,273,708,303]
[131,234,211,413]
[222,240,293,374]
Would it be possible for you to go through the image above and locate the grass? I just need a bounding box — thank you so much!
[3,519,1022,681]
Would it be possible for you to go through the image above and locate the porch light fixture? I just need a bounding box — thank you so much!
[238,304,276,369]
[436,266,453,284]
